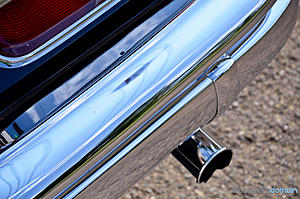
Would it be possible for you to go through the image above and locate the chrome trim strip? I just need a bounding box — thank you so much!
[0,0,11,8]
[232,0,292,61]
[75,0,296,198]
[71,0,292,197]
[66,69,218,198]
[0,0,282,198]
[213,0,294,116]
[0,0,121,68]
[1,0,191,151]
[50,0,277,197]
[0,130,14,146]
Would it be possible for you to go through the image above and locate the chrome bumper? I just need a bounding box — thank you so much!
[0,0,297,198]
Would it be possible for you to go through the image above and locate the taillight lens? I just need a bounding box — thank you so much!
[0,0,98,57]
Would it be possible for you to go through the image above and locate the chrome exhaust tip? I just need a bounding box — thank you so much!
[172,128,232,183]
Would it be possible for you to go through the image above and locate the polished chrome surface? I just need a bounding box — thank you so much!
[231,0,293,61]
[0,0,120,68]
[0,0,190,151]
[172,128,232,183]
[213,0,297,116]
[0,0,294,198]
[64,61,217,199]
[0,0,10,8]
[58,0,277,197]
[0,130,14,147]
[75,0,297,198]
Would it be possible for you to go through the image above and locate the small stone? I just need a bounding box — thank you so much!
[232,101,239,108]
[294,110,300,119]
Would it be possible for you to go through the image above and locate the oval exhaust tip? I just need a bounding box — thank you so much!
[172,128,232,183]
[198,148,232,183]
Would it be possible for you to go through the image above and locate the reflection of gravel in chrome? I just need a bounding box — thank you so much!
[121,17,300,199]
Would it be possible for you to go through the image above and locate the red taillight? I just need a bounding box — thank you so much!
[0,0,97,57]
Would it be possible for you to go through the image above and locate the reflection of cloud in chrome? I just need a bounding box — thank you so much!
[26,107,40,123]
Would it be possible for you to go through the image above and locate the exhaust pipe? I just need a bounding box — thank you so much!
[172,128,232,183]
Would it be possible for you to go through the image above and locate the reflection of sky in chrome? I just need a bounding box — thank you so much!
[0,0,274,196]
[6,0,187,135]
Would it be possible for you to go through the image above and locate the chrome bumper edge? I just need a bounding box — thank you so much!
[0,0,297,198]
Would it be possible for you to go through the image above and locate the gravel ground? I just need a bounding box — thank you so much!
[121,11,300,199]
